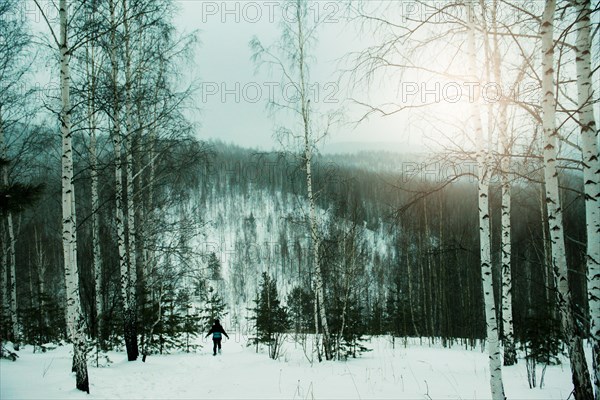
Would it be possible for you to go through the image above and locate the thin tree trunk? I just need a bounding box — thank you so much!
[109,0,136,362]
[573,0,600,396]
[466,1,505,398]
[337,228,355,360]
[490,0,517,366]
[57,0,89,392]
[0,117,18,348]
[139,59,161,354]
[423,198,435,340]
[6,202,17,347]
[122,0,139,361]
[38,254,45,336]
[140,102,157,352]
[499,148,516,366]
[418,234,426,343]
[1,213,7,329]
[406,243,419,337]
[313,286,321,362]
[85,40,103,352]
[540,1,593,398]
[295,0,331,360]
[305,133,330,359]
[33,227,47,339]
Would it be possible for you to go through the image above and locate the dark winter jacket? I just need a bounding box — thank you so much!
[206,323,229,340]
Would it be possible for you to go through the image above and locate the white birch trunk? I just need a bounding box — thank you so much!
[91,103,102,348]
[1,217,7,327]
[294,0,331,360]
[140,103,157,355]
[0,116,18,347]
[57,0,88,392]
[139,67,161,360]
[33,228,47,328]
[85,42,103,350]
[491,0,516,365]
[142,64,161,283]
[573,0,600,396]
[304,129,331,360]
[313,281,320,362]
[122,0,139,359]
[499,150,516,365]
[109,0,136,362]
[540,1,593,398]
[5,185,17,348]
[466,1,505,398]
[123,0,137,307]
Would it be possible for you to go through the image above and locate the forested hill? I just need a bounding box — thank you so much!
[5,133,587,351]
[193,141,587,342]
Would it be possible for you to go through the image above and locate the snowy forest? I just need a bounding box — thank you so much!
[0,0,598,399]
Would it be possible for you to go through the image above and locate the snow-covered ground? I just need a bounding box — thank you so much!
[1,336,576,399]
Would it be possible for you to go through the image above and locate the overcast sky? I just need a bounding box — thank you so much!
[23,0,494,154]
[175,0,426,152]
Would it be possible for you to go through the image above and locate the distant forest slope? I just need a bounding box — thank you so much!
[4,131,587,348]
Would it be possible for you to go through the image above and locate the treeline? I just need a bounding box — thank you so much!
[193,142,588,353]
[1,122,209,349]
[3,134,586,358]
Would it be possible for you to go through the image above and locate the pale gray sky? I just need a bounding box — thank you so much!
[23,0,511,154]
[175,0,424,152]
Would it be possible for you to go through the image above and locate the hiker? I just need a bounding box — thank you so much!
[206,319,230,356]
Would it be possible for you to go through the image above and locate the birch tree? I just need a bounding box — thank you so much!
[122,0,139,360]
[122,0,138,316]
[540,0,593,398]
[33,0,89,392]
[106,0,138,361]
[1,128,18,348]
[292,1,336,361]
[465,1,505,398]
[487,0,517,367]
[81,4,104,352]
[250,0,335,360]
[97,0,198,361]
[572,0,600,396]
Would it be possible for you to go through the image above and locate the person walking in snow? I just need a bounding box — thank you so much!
[205,319,229,356]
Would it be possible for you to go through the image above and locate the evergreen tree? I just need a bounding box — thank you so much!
[150,287,202,354]
[20,292,64,348]
[249,273,289,359]
[370,300,384,336]
[287,286,313,334]
[0,167,43,213]
[341,299,370,359]
[207,252,222,281]
[384,280,406,337]
[330,294,370,360]
[202,286,228,329]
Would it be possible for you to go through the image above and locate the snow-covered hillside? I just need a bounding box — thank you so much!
[192,151,395,325]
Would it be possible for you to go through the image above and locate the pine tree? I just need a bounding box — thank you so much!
[152,287,202,354]
[202,286,228,329]
[333,295,370,360]
[287,286,313,334]
[207,253,222,281]
[250,273,289,359]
